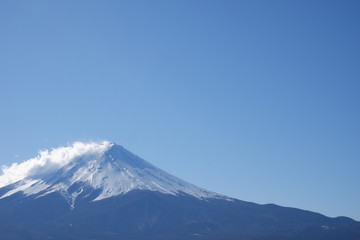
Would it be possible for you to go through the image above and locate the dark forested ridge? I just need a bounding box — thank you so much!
[0,190,359,240]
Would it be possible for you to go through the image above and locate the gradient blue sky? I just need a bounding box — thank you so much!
[1,1,360,220]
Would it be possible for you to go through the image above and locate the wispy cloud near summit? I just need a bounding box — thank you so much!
[0,141,112,188]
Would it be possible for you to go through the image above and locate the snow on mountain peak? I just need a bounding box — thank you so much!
[0,141,227,206]
[0,141,112,188]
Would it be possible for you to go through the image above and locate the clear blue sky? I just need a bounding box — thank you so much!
[1,1,359,220]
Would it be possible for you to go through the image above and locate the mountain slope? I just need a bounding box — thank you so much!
[0,141,359,240]
[0,142,226,207]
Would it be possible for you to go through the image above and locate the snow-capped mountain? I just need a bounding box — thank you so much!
[0,141,226,207]
[0,141,359,240]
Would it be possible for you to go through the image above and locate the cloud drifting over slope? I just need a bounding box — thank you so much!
[0,141,112,188]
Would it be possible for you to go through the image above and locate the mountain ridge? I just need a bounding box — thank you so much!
[0,141,359,240]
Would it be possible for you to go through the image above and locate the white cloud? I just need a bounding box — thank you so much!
[0,141,112,188]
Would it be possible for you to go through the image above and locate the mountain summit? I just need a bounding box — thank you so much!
[0,141,359,240]
[0,142,224,207]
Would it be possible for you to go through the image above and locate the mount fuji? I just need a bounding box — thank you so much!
[0,141,359,240]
